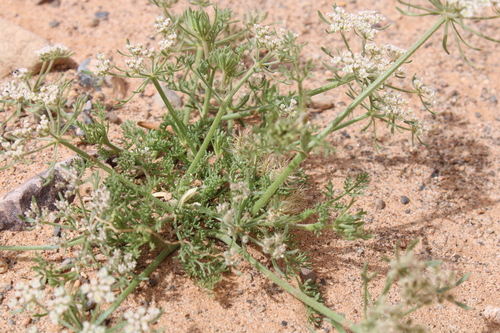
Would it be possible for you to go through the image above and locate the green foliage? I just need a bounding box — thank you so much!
[1,0,498,332]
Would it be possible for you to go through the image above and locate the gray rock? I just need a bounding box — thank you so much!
[400,196,410,205]
[299,267,317,284]
[374,198,386,210]
[0,158,76,231]
[152,85,183,109]
[0,19,49,78]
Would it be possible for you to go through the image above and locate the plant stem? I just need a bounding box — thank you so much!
[95,243,179,326]
[55,138,174,214]
[186,64,258,175]
[218,234,361,332]
[252,15,446,214]
[150,77,195,153]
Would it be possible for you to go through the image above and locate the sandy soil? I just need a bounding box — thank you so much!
[0,0,500,332]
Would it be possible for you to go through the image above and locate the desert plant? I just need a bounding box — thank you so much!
[0,0,498,332]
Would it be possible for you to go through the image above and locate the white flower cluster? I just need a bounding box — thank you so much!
[36,114,51,137]
[261,233,287,259]
[125,57,146,74]
[1,118,33,160]
[279,98,298,114]
[0,80,29,102]
[412,74,436,104]
[47,286,72,324]
[81,322,106,333]
[326,7,385,40]
[94,52,112,77]
[158,32,177,54]
[8,278,44,311]
[110,249,137,275]
[447,0,498,18]
[253,24,285,51]
[380,90,410,121]
[37,84,60,108]
[58,165,80,197]
[331,43,407,81]
[123,306,161,333]
[35,43,69,61]
[153,16,178,54]
[80,267,116,304]
[87,186,111,215]
[12,68,29,81]
[154,16,172,35]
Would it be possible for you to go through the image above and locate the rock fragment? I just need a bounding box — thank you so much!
[308,94,334,111]
[374,198,386,210]
[0,19,48,78]
[300,267,317,284]
[0,159,75,231]
[153,85,183,109]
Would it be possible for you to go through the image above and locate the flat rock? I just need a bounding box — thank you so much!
[0,159,75,231]
[152,84,183,109]
[0,19,48,78]
[308,94,334,111]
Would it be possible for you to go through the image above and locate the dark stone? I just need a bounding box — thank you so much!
[400,196,410,205]
[341,130,351,139]
[148,278,158,287]
[281,321,287,327]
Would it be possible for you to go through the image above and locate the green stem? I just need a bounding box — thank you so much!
[55,138,174,214]
[218,234,361,332]
[252,15,446,214]
[317,15,446,142]
[150,77,195,153]
[186,64,259,175]
[95,243,179,326]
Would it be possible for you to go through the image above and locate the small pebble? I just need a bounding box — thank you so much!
[340,130,351,139]
[49,20,60,28]
[404,209,411,214]
[148,278,158,287]
[95,11,109,19]
[53,226,62,237]
[419,184,426,191]
[89,18,100,27]
[4,284,12,291]
[281,321,288,327]
[320,278,326,286]
[0,258,8,274]
[300,267,317,284]
[431,170,439,178]
[486,229,494,234]
[374,198,386,210]
[400,196,410,205]
[308,94,334,111]
[21,317,31,327]
[106,111,122,124]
